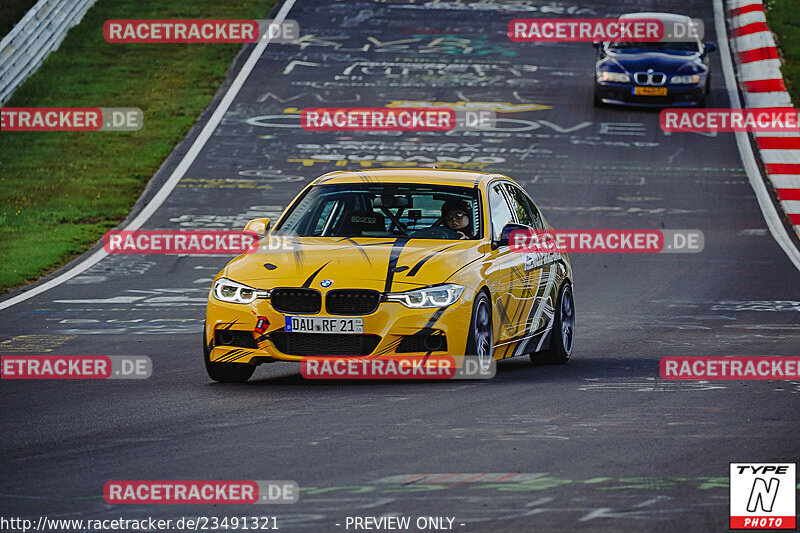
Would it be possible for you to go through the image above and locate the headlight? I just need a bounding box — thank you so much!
[385,284,465,308]
[212,278,269,304]
[597,71,631,83]
[670,74,701,84]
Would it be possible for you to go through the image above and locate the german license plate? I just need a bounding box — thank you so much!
[633,86,668,96]
[285,316,363,334]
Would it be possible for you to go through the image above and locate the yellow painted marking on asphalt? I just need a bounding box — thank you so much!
[386,101,552,112]
[177,178,274,190]
[0,335,76,353]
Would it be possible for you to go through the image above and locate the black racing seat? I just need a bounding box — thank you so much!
[336,210,386,237]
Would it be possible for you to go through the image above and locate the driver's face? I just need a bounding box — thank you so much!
[444,210,468,230]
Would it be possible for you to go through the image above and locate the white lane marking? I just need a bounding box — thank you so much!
[714,0,800,273]
[54,296,146,304]
[0,0,298,312]
[579,378,726,392]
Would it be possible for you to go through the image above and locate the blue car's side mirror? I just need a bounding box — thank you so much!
[704,42,717,53]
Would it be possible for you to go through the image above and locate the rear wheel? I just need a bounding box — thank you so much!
[532,282,574,365]
[203,327,255,383]
[466,291,494,371]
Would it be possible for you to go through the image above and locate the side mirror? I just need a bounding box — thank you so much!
[496,223,530,248]
[704,42,717,54]
[594,42,605,58]
[244,217,270,235]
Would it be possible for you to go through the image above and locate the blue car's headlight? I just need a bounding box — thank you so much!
[597,71,631,83]
[385,284,465,308]
[213,278,269,304]
[670,74,702,84]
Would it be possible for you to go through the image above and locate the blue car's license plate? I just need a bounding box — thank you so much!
[633,86,668,96]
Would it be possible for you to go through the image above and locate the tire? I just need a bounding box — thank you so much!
[698,79,710,108]
[465,291,494,371]
[203,328,255,383]
[532,282,574,365]
[593,89,602,107]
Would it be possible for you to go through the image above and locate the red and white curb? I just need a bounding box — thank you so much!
[727,0,800,237]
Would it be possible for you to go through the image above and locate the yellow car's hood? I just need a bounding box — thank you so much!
[222,236,485,291]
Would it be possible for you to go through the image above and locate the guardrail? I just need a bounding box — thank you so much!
[0,0,97,105]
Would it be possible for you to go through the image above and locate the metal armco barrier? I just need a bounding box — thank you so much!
[0,0,97,105]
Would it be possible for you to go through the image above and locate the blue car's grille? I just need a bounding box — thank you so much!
[634,71,667,85]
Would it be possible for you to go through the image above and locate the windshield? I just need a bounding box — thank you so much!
[607,41,701,54]
[274,183,482,239]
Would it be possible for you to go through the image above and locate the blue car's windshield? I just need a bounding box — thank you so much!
[608,41,701,55]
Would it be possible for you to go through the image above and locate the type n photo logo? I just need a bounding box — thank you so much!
[730,463,796,529]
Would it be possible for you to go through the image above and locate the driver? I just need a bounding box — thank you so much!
[440,199,474,239]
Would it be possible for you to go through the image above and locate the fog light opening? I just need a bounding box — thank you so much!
[218,329,235,345]
[424,333,445,352]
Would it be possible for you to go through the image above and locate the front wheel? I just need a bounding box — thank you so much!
[203,329,255,383]
[698,78,711,108]
[532,282,574,365]
[466,291,494,370]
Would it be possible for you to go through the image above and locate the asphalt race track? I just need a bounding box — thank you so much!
[2,0,799,531]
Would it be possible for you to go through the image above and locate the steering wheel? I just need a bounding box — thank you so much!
[409,226,461,239]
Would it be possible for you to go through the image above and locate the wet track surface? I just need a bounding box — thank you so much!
[2,0,799,531]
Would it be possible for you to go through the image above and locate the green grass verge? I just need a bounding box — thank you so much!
[765,0,800,105]
[0,0,277,292]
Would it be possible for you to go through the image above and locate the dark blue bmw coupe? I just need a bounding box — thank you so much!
[593,13,717,107]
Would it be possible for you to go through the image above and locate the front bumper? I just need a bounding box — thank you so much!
[205,290,475,364]
[595,81,706,107]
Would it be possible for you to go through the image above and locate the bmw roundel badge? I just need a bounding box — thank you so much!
[320,279,333,288]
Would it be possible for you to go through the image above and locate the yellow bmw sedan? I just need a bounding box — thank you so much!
[204,168,574,382]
